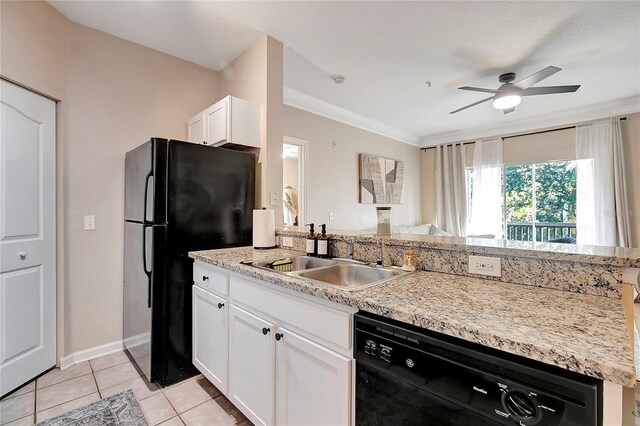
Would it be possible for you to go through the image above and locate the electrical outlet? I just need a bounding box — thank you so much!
[329,212,334,221]
[468,255,501,277]
[84,215,96,230]
[270,191,278,206]
[281,236,293,248]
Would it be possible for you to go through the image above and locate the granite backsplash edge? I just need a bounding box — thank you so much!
[276,230,631,298]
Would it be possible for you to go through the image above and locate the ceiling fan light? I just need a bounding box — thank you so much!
[493,95,521,110]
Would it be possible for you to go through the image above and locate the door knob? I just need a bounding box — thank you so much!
[19,251,27,260]
[275,333,283,341]
[262,327,270,335]
[217,303,224,309]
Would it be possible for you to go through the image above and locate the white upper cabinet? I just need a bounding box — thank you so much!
[187,96,260,148]
[204,101,227,145]
[187,113,205,145]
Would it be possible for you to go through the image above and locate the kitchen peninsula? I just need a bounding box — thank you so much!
[190,231,639,425]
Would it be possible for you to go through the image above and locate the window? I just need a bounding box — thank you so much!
[467,160,578,242]
[505,161,577,242]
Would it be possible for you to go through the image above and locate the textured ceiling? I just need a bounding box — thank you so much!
[49,1,640,145]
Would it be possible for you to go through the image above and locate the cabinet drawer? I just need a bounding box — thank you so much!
[230,277,352,351]
[194,263,228,296]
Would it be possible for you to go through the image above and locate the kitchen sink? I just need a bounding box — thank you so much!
[250,255,337,272]
[245,255,410,291]
[296,263,406,290]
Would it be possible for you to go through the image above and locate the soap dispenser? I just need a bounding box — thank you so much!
[305,223,317,257]
[317,224,330,258]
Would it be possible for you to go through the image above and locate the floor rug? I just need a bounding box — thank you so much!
[36,390,148,426]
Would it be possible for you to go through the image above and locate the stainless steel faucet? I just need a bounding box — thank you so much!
[376,240,383,267]
[347,238,355,260]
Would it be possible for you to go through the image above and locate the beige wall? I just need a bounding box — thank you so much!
[0,1,69,101]
[218,36,284,224]
[1,1,220,356]
[64,24,219,353]
[420,112,640,247]
[503,128,575,165]
[284,106,422,231]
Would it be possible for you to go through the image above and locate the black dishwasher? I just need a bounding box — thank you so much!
[354,311,601,426]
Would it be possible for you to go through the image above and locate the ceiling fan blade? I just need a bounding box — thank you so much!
[503,108,516,114]
[458,86,497,94]
[522,85,580,96]
[450,96,494,114]
[513,66,561,89]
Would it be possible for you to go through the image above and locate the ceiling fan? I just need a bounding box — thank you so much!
[450,66,580,115]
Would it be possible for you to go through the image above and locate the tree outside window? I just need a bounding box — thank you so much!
[505,161,577,242]
[468,160,578,242]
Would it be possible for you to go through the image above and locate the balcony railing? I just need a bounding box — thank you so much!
[506,222,576,242]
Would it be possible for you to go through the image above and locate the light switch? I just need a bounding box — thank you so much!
[84,215,96,230]
[270,191,278,206]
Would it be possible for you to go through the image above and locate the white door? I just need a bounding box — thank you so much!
[192,285,228,394]
[228,304,275,426]
[276,327,352,426]
[0,80,56,397]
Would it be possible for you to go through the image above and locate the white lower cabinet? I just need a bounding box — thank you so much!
[193,263,355,425]
[192,285,228,394]
[276,327,351,426]
[229,305,276,426]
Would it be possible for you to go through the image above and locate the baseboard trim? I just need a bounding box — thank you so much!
[59,340,124,370]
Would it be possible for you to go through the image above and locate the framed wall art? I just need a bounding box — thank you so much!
[359,153,404,204]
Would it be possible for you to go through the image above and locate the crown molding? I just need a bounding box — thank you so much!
[283,87,420,146]
[420,96,640,147]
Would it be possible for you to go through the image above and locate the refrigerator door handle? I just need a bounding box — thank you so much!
[142,225,152,308]
[143,170,153,224]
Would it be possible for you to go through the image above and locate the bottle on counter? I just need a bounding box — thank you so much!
[305,223,317,257]
[317,224,330,258]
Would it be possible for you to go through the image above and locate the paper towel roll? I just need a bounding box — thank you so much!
[253,209,276,249]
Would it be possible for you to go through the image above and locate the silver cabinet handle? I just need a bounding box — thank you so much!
[19,251,27,260]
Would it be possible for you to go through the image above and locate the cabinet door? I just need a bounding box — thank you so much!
[228,97,261,148]
[204,99,227,145]
[187,112,206,144]
[229,305,276,426]
[192,285,228,394]
[276,327,352,426]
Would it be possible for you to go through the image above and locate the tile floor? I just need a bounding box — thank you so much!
[0,351,251,426]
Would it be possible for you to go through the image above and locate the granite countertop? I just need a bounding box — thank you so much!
[190,246,635,387]
[277,228,640,268]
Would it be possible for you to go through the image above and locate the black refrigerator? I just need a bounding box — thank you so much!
[123,138,254,386]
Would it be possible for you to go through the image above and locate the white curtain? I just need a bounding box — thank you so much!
[435,143,468,236]
[576,117,630,247]
[468,138,503,238]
